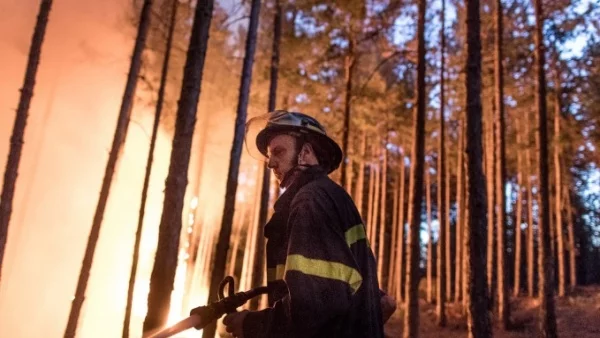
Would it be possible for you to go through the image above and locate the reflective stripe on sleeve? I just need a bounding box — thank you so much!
[345,224,367,247]
[285,254,363,294]
[267,264,286,282]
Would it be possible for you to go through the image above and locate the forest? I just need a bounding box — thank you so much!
[1,0,600,337]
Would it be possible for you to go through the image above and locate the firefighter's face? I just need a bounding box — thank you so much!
[266,134,298,182]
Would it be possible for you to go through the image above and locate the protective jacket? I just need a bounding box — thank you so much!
[243,167,384,337]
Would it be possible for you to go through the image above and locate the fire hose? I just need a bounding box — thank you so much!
[144,276,269,338]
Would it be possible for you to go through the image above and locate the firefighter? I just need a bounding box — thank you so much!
[224,110,395,337]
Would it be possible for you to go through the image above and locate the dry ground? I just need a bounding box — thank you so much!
[384,286,600,338]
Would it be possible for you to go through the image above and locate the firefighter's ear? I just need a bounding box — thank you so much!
[298,143,318,166]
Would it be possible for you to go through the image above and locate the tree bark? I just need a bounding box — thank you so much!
[566,187,576,290]
[552,61,566,297]
[426,166,433,303]
[437,0,447,319]
[534,0,558,336]
[355,131,367,215]
[486,108,496,310]
[465,0,492,336]
[378,137,389,284]
[203,0,261,336]
[527,138,535,297]
[0,0,53,282]
[123,1,178,336]
[494,0,510,327]
[455,116,464,302]
[513,116,524,297]
[66,0,154,335]
[394,151,406,302]
[389,168,400,294]
[404,0,426,335]
[340,40,355,188]
[143,0,214,333]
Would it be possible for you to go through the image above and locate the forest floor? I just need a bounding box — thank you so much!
[384,285,600,337]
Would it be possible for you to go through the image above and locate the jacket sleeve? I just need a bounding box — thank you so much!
[243,189,364,337]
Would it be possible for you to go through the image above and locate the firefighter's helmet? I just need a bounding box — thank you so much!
[245,110,343,173]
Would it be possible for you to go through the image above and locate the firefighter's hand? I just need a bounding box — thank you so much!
[223,310,248,338]
[381,294,397,324]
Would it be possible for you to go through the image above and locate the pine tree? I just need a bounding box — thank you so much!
[0,0,53,282]
[143,0,215,333]
[464,0,492,335]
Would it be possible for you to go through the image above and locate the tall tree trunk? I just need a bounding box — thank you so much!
[445,147,452,301]
[389,168,400,294]
[378,138,389,284]
[552,62,566,297]
[494,0,510,327]
[371,147,382,253]
[426,166,433,303]
[123,1,178,336]
[66,1,154,336]
[203,0,261,336]
[462,143,470,313]
[404,0,426,335]
[340,41,355,188]
[486,109,496,310]
[250,0,282,310]
[439,1,450,311]
[566,188,576,290]
[0,0,53,282]
[465,0,492,336]
[513,117,524,297]
[437,1,447,322]
[394,151,406,302]
[355,131,367,215]
[367,161,375,240]
[527,138,535,297]
[534,0,558,336]
[143,0,214,333]
[455,117,464,302]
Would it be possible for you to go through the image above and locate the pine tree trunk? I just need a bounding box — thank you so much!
[395,151,406,302]
[437,0,447,316]
[445,149,452,301]
[486,110,496,310]
[534,0,558,335]
[203,0,261,336]
[367,161,375,240]
[66,1,154,335]
[388,169,400,294]
[465,0,492,335]
[494,0,510,326]
[0,0,53,282]
[355,131,367,215]
[553,63,566,297]
[340,41,355,188]
[378,140,389,284]
[371,147,382,254]
[404,0,427,335]
[513,116,524,298]
[426,167,433,303]
[527,138,535,297]
[143,0,214,333]
[462,144,470,313]
[455,117,464,302]
[123,1,177,336]
[566,188,577,290]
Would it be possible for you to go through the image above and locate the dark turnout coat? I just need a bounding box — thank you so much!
[243,167,384,338]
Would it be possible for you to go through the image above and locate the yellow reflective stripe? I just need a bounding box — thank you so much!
[285,254,363,294]
[345,224,367,247]
[267,264,286,282]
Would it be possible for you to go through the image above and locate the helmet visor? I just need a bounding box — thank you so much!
[244,110,289,162]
